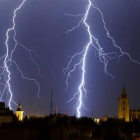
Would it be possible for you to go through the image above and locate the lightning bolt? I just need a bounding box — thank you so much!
[1,0,48,110]
[64,0,140,118]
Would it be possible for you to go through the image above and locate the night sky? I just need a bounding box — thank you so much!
[0,0,140,118]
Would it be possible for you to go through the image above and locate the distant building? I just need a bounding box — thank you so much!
[0,102,13,124]
[118,85,140,122]
[130,110,140,121]
[15,102,24,121]
[102,116,108,122]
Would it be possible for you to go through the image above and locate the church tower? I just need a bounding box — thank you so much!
[15,102,24,121]
[118,85,129,122]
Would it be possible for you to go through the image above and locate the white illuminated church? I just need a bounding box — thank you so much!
[15,102,24,121]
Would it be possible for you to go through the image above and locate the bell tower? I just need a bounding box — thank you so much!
[118,85,129,122]
[15,102,24,121]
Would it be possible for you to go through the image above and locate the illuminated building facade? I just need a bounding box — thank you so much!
[130,110,140,121]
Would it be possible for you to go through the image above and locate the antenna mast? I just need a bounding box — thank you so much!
[50,89,53,114]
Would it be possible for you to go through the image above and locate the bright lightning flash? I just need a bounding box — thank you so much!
[64,0,140,118]
[0,0,48,110]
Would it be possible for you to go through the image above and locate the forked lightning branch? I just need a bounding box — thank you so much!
[64,0,139,118]
[0,0,47,110]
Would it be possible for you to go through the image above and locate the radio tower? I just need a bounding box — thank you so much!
[50,89,53,115]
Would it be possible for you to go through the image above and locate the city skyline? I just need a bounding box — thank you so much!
[0,0,140,117]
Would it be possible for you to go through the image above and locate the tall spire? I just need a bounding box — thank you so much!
[121,84,127,98]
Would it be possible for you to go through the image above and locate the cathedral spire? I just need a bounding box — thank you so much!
[118,84,129,122]
[121,84,127,98]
